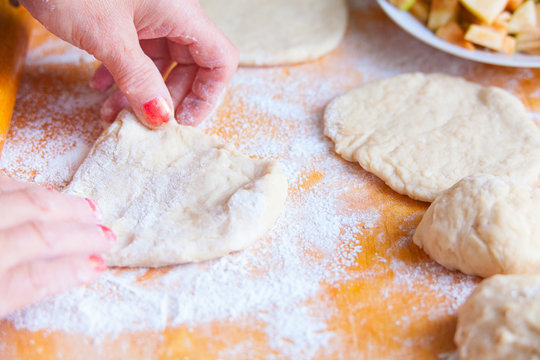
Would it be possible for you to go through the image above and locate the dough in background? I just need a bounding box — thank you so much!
[413,175,540,278]
[65,110,288,267]
[199,0,348,66]
[455,274,540,360]
[324,73,540,202]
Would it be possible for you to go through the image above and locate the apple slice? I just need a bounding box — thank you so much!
[459,0,507,24]
[508,0,537,34]
[493,11,512,33]
[389,0,417,11]
[436,21,475,49]
[516,31,540,53]
[428,0,459,30]
[410,0,430,24]
[465,24,508,51]
[507,0,525,12]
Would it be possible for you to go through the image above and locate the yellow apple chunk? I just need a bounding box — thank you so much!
[428,0,459,30]
[508,0,537,34]
[465,24,510,52]
[436,21,475,49]
[459,0,508,24]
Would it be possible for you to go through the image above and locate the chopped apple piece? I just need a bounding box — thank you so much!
[389,0,417,11]
[516,31,540,53]
[508,0,537,33]
[501,35,516,53]
[436,21,476,49]
[428,0,459,29]
[465,24,507,51]
[507,0,525,12]
[459,0,508,24]
[493,11,512,33]
[410,0,431,24]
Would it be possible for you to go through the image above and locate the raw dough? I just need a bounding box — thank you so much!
[324,73,540,202]
[455,274,540,360]
[65,110,288,267]
[413,175,540,278]
[199,0,348,66]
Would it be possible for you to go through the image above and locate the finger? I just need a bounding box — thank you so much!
[0,175,43,193]
[0,188,101,228]
[168,5,239,125]
[0,221,115,270]
[165,64,198,112]
[0,254,107,317]
[95,29,173,129]
[100,59,174,123]
[90,64,115,92]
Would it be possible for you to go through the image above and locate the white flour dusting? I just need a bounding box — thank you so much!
[2,0,538,357]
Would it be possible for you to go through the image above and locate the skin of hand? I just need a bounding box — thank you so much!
[19,0,239,128]
[0,175,115,317]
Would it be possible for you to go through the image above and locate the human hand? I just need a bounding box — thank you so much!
[0,175,115,317]
[19,0,239,128]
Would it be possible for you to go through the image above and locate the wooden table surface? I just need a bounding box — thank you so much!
[0,1,539,359]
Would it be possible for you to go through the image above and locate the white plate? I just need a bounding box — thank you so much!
[377,0,540,68]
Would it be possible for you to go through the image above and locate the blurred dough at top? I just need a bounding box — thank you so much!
[199,0,348,66]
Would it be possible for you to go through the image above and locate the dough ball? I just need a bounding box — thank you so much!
[65,110,288,267]
[199,0,348,66]
[455,274,540,360]
[324,73,540,202]
[413,175,540,278]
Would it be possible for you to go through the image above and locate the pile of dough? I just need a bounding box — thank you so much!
[455,274,540,360]
[413,175,540,278]
[324,73,540,202]
[65,110,288,267]
[199,0,348,66]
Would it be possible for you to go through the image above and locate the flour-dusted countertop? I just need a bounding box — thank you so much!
[1,0,539,358]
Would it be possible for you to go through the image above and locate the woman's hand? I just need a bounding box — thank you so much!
[0,175,115,317]
[19,0,239,128]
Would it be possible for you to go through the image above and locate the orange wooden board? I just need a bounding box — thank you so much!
[1,1,540,359]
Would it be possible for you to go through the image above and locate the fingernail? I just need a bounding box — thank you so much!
[47,187,54,191]
[85,198,103,221]
[142,97,171,126]
[98,225,116,243]
[88,254,107,271]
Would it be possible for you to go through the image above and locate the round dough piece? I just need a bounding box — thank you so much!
[199,0,348,66]
[65,110,288,267]
[324,73,540,202]
[455,274,540,360]
[413,175,540,278]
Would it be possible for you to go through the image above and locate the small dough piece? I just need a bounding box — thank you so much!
[413,175,540,277]
[199,0,348,66]
[455,274,540,360]
[324,73,540,202]
[65,110,288,267]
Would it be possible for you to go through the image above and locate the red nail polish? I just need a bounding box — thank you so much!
[85,198,103,221]
[88,254,107,271]
[142,97,171,126]
[98,225,116,242]
[47,187,54,191]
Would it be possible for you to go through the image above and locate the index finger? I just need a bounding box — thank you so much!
[167,3,239,125]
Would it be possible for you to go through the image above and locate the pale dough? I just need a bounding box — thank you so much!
[65,110,288,267]
[324,73,540,202]
[455,274,540,360]
[199,0,348,66]
[413,175,540,278]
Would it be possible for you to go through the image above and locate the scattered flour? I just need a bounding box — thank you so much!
[2,0,538,357]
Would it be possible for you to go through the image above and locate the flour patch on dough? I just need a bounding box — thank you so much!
[324,73,540,201]
[65,110,288,267]
[199,0,348,66]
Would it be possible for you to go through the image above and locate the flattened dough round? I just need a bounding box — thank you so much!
[455,274,540,360]
[199,0,348,66]
[324,73,540,202]
[413,175,540,278]
[65,110,288,267]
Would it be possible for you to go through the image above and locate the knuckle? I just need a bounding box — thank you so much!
[21,187,51,212]
[25,263,45,295]
[26,220,53,251]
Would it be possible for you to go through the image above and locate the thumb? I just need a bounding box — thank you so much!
[97,33,173,128]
